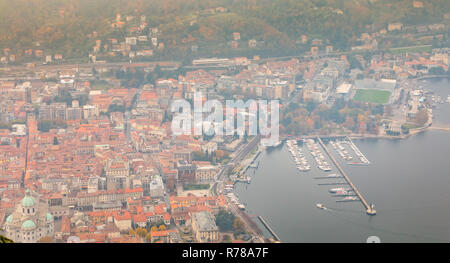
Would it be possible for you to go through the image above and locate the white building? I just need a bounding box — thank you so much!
[83,105,99,119]
[149,175,165,198]
[195,165,218,183]
[191,211,219,242]
[125,37,137,46]
[3,189,54,243]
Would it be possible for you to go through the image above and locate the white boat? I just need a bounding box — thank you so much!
[316,203,326,209]
[329,187,347,193]
[327,173,341,178]
[318,165,332,171]
[297,165,311,172]
[322,166,332,171]
[335,189,350,195]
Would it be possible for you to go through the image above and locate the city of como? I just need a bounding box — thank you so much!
[1,0,450,252]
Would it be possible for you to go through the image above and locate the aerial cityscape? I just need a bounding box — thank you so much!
[0,0,449,245]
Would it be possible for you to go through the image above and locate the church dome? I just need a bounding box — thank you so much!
[6,214,13,223]
[21,189,35,207]
[22,220,36,229]
[46,213,53,222]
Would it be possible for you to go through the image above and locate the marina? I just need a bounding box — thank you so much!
[286,136,374,214]
[317,137,376,215]
[329,138,370,165]
[348,138,370,165]
[235,78,450,242]
[286,140,311,172]
[305,139,333,171]
[286,138,334,173]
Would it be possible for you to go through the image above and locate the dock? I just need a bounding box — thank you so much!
[314,176,343,179]
[318,182,348,186]
[258,216,281,242]
[317,137,376,215]
[331,194,358,197]
[336,199,360,203]
[347,137,370,165]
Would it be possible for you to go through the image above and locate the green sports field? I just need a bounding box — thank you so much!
[353,89,391,104]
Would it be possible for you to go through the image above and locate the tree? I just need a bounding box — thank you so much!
[348,54,363,70]
[154,64,163,79]
[53,89,73,106]
[222,234,232,243]
[306,101,317,114]
[158,225,166,231]
[428,66,445,75]
[53,136,59,145]
[150,226,158,232]
[215,209,235,232]
[136,227,147,238]
[108,104,126,113]
[233,218,245,235]
[401,124,410,135]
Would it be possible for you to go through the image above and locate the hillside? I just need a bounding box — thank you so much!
[0,0,448,61]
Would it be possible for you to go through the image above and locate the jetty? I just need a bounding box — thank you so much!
[317,137,376,215]
[258,216,281,242]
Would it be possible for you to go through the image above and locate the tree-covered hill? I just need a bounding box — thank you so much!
[0,0,448,60]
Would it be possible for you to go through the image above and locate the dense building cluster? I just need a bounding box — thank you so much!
[0,43,448,243]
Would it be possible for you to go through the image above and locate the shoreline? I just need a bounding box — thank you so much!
[284,76,450,142]
[282,123,439,142]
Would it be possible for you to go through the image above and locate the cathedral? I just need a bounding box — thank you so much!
[3,189,54,243]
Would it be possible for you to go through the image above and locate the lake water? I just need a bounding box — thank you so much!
[235,78,450,242]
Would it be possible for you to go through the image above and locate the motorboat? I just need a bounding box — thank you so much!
[316,203,326,209]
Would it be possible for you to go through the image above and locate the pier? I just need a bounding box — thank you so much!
[429,126,450,132]
[313,176,343,179]
[317,137,376,215]
[347,137,370,165]
[318,182,348,186]
[258,216,281,242]
[331,194,358,197]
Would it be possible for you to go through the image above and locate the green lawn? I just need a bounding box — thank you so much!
[353,89,392,104]
[388,45,432,55]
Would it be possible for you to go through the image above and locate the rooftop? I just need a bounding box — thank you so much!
[192,211,218,232]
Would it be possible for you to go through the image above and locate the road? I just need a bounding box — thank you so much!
[212,135,260,196]
[0,61,181,80]
[8,61,181,71]
[210,135,265,242]
[227,196,265,243]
